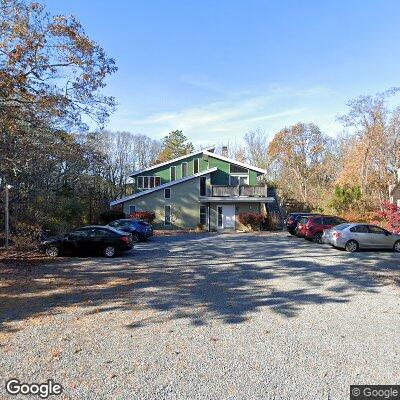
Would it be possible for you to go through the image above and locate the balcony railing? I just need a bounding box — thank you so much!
[211,185,267,197]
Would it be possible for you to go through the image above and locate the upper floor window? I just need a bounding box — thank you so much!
[164,188,171,199]
[230,175,248,185]
[200,176,207,196]
[170,166,176,181]
[137,176,161,189]
[230,163,248,174]
[182,162,188,177]
[194,158,199,174]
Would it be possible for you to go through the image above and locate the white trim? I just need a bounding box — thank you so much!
[203,150,268,174]
[199,196,275,203]
[110,168,218,206]
[130,147,215,177]
[164,205,172,226]
[137,176,161,189]
[164,188,171,199]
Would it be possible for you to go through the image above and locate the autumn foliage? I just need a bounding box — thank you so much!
[375,202,400,234]
[129,211,156,224]
[237,212,264,230]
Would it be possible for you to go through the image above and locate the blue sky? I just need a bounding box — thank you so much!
[47,0,400,145]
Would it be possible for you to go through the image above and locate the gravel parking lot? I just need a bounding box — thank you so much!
[1,232,399,399]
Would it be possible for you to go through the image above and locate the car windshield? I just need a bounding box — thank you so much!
[334,223,352,230]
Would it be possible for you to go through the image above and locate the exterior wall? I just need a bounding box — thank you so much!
[123,175,211,229]
[209,202,261,231]
[135,155,209,190]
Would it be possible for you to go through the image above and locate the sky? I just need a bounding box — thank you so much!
[46,0,400,146]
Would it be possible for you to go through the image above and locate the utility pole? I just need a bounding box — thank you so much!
[4,183,10,249]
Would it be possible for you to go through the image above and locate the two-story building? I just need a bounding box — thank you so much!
[110,147,275,231]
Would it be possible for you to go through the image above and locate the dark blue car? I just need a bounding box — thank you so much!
[107,219,153,243]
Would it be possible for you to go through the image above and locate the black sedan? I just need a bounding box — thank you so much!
[40,226,133,258]
[108,219,153,242]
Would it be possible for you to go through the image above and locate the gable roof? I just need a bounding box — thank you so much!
[129,146,215,178]
[110,167,218,206]
[203,150,268,174]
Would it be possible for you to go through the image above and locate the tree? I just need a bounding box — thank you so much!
[244,128,269,170]
[337,88,400,207]
[0,0,117,135]
[156,130,194,163]
[329,185,362,213]
[268,122,335,207]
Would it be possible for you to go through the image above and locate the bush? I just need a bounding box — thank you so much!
[375,201,400,233]
[237,212,264,230]
[129,211,155,223]
[100,210,125,224]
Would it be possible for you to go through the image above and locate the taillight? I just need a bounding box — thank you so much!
[332,232,342,238]
[121,236,131,244]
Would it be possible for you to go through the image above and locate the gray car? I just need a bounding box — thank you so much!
[323,223,400,252]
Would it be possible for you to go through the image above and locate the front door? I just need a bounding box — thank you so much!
[217,205,235,230]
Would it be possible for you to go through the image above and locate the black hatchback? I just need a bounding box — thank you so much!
[40,226,133,258]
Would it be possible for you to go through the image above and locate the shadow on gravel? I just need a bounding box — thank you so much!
[0,233,398,333]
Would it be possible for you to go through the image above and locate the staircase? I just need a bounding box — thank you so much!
[265,188,285,230]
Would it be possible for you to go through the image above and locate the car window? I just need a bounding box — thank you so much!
[69,229,89,239]
[299,217,308,224]
[336,223,351,231]
[313,217,323,224]
[322,217,333,225]
[350,225,369,233]
[368,225,387,234]
[108,221,121,227]
[88,228,111,237]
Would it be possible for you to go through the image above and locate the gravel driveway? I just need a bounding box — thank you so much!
[1,232,399,399]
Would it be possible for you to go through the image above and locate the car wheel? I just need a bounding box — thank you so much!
[345,240,359,253]
[314,232,323,244]
[132,233,140,243]
[46,244,59,257]
[393,240,400,252]
[104,246,116,258]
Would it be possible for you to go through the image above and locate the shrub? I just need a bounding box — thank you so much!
[237,212,264,230]
[100,210,125,224]
[375,201,400,233]
[129,211,155,223]
[329,185,362,213]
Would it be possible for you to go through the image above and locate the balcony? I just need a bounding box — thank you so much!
[211,185,267,197]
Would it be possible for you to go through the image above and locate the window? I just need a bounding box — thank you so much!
[182,162,188,177]
[164,188,171,199]
[200,176,207,196]
[230,163,248,174]
[88,228,110,238]
[313,217,323,225]
[164,205,171,226]
[170,166,176,181]
[350,225,369,233]
[229,174,248,185]
[200,205,207,225]
[368,225,388,234]
[194,158,199,174]
[129,205,136,214]
[137,176,161,189]
[217,206,223,228]
[69,229,89,240]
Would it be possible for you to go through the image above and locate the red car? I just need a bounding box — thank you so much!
[296,215,348,243]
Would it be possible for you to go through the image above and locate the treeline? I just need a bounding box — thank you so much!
[218,89,400,220]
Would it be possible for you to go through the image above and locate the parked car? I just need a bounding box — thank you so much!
[324,223,400,252]
[285,213,320,235]
[40,226,133,258]
[296,215,348,243]
[107,219,153,242]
